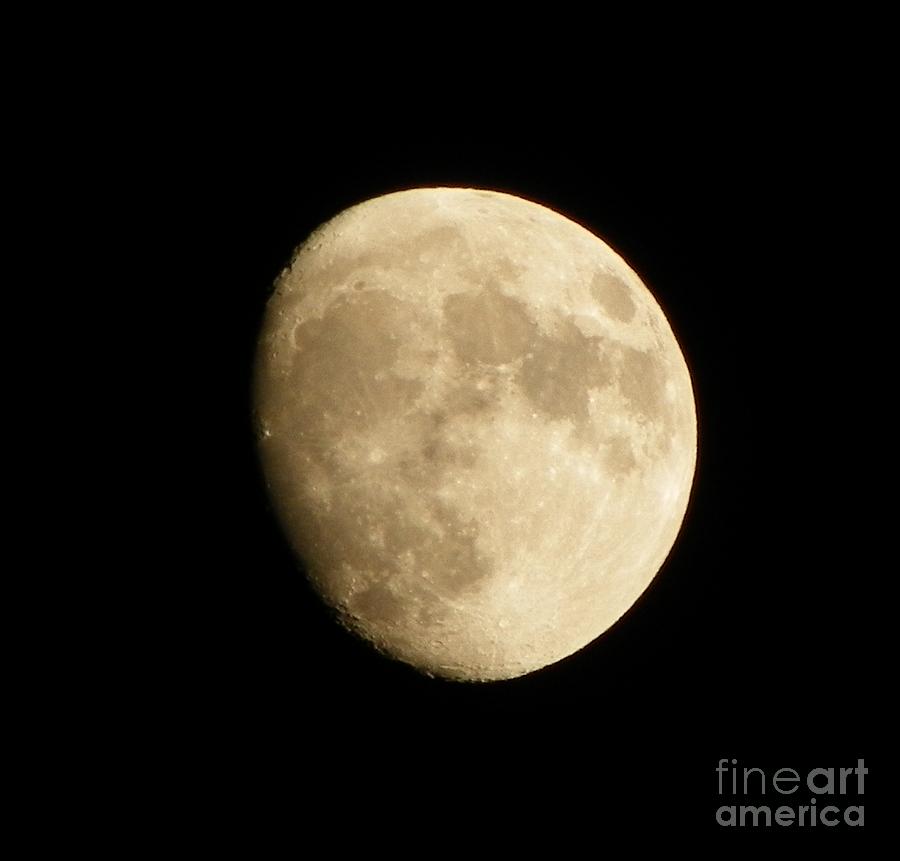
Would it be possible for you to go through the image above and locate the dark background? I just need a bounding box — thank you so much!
[156,75,886,842]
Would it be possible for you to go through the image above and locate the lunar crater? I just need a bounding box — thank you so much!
[591,270,637,322]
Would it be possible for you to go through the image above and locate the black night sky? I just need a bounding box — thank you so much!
[159,68,886,842]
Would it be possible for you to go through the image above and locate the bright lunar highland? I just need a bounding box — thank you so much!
[254,188,696,681]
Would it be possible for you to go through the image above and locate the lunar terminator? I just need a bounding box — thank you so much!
[254,187,696,681]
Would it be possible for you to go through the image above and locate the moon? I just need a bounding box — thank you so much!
[254,187,696,681]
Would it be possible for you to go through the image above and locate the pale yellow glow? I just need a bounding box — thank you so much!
[254,188,697,681]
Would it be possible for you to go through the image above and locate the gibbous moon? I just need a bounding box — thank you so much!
[254,187,696,681]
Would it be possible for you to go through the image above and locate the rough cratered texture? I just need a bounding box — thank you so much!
[254,188,696,681]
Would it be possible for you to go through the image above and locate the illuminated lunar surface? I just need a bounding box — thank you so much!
[254,187,696,681]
